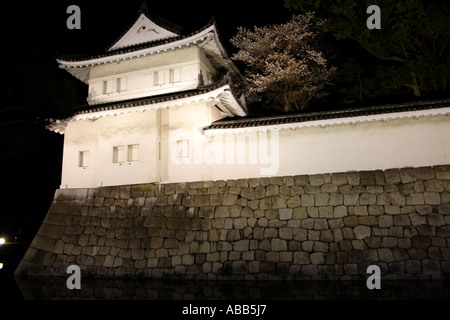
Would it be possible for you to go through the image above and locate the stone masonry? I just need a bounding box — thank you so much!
[15,165,450,280]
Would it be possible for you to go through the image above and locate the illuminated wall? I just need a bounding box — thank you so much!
[60,112,450,189]
[87,47,215,105]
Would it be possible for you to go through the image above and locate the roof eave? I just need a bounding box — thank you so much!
[203,102,450,136]
[57,24,216,67]
[56,23,244,82]
[54,83,247,124]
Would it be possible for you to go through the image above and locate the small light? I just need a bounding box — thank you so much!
[0,238,5,245]
[0,263,3,269]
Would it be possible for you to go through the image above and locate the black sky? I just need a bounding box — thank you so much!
[4,1,291,56]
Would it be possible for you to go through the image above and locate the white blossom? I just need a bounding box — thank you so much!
[231,13,336,111]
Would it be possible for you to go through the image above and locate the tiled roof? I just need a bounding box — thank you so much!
[58,18,216,63]
[74,81,247,118]
[76,82,224,115]
[204,99,450,130]
[48,81,248,134]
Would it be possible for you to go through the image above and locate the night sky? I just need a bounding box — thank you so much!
[0,0,291,264]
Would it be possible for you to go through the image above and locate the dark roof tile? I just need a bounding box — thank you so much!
[58,19,215,63]
[204,99,450,130]
[75,81,234,115]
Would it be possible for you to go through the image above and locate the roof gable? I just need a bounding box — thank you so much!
[108,13,178,51]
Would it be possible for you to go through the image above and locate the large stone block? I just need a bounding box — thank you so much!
[354,226,371,239]
[279,228,293,240]
[310,252,325,264]
[347,172,360,185]
[360,171,375,186]
[393,215,411,227]
[424,192,440,205]
[329,193,343,206]
[378,248,394,262]
[309,174,324,186]
[272,196,287,209]
[425,180,444,192]
[414,167,435,180]
[279,208,293,220]
[434,165,450,179]
[359,193,377,205]
[315,193,329,206]
[411,235,431,249]
[293,228,307,241]
[359,216,377,226]
[271,238,287,251]
[286,196,301,208]
[334,206,348,218]
[427,214,445,226]
[422,259,441,275]
[331,172,347,185]
[385,169,401,184]
[400,168,417,183]
[294,252,310,264]
[241,188,255,200]
[215,206,230,218]
[265,185,279,197]
[221,194,237,206]
[344,194,359,206]
[314,219,328,230]
[301,194,315,207]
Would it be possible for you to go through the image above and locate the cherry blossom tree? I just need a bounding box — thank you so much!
[230,13,336,112]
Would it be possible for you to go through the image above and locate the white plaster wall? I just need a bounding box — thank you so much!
[275,115,450,175]
[87,47,216,104]
[60,120,98,188]
[160,102,225,183]
[61,101,226,188]
[60,110,450,188]
[95,111,159,187]
[61,110,159,188]
[202,115,450,181]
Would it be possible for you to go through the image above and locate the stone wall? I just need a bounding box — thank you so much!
[15,166,450,280]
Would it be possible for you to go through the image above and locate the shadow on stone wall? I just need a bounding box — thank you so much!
[14,277,450,300]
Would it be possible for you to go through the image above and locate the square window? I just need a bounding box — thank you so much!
[116,78,121,92]
[78,151,89,167]
[103,80,114,94]
[127,144,139,162]
[113,146,125,163]
[116,78,127,92]
[170,68,181,83]
[177,140,189,158]
[154,70,165,85]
